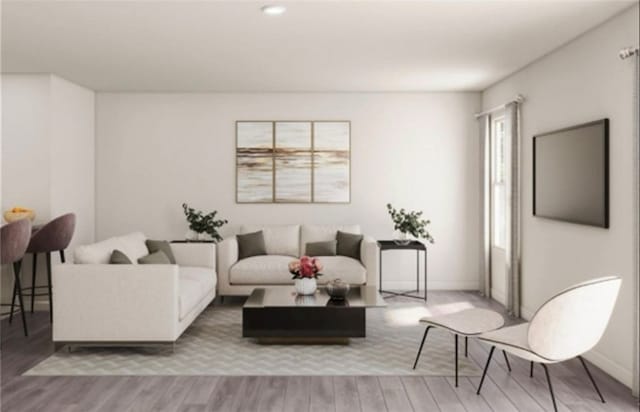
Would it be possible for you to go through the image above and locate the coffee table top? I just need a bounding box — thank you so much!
[244,286,386,309]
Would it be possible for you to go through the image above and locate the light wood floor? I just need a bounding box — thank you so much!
[1,291,638,411]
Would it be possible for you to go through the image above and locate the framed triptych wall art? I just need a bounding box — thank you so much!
[236,121,350,203]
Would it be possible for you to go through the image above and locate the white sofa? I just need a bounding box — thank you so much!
[52,232,216,345]
[217,224,378,296]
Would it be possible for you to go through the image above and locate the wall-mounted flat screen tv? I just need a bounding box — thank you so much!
[533,119,609,228]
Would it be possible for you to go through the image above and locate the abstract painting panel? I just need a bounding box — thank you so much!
[313,122,350,203]
[275,122,312,202]
[237,122,273,203]
[236,121,350,203]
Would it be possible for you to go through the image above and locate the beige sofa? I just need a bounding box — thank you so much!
[217,224,378,296]
[52,232,216,345]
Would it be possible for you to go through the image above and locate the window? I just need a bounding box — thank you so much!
[492,116,506,249]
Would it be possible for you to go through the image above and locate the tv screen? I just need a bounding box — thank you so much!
[533,119,609,228]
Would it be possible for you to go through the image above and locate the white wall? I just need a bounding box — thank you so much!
[482,5,639,387]
[96,92,481,290]
[49,76,96,250]
[1,74,95,304]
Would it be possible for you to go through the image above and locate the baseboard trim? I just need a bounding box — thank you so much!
[520,304,632,389]
[382,280,479,291]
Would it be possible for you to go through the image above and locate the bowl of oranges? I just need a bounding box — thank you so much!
[4,207,35,223]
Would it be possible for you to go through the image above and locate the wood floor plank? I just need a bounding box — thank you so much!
[423,377,465,412]
[150,376,196,412]
[309,376,334,412]
[282,376,310,412]
[334,376,361,412]
[180,376,220,410]
[256,376,287,412]
[206,376,245,412]
[356,376,386,412]
[400,376,440,411]
[446,377,492,412]
[96,376,147,412]
[378,376,413,412]
[125,377,176,412]
[235,376,265,411]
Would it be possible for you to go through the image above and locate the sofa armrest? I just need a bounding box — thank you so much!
[217,236,239,294]
[361,236,379,288]
[52,264,180,342]
[171,242,216,269]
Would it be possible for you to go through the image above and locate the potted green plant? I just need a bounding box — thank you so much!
[386,203,435,246]
[182,203,228,242]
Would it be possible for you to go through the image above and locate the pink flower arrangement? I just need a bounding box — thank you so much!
[289,256,323,279]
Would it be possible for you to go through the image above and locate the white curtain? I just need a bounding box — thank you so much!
[504,102,522,317]
[631,51,639,398]
[478,115,491,297]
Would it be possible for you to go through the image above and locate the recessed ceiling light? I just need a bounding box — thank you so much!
[261,5,286,16]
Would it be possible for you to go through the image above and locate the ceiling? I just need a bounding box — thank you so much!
[1,0,636,92]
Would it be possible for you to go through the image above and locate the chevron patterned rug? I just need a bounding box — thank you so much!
[25,305,482,376]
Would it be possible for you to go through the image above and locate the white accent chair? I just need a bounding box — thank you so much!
[476,276,622,411]
[53,233,217,347]
[217,224,379,297]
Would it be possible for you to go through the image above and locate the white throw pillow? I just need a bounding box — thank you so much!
[74,232,148,264]
[74,237,122,264]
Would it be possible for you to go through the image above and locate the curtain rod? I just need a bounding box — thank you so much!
[474,94,524,118]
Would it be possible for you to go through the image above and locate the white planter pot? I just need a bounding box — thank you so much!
[294,278,317,295]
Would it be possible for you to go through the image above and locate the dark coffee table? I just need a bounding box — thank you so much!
[242,286,386,342]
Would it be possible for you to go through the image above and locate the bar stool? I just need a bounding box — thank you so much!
[12,213,75,323]
[1,219,32,336]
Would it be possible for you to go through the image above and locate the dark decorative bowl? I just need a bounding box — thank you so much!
[326,279,350,300]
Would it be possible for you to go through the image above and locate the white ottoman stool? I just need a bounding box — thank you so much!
[412,308,506,386]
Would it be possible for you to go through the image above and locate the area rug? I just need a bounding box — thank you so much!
[25,305,481,376]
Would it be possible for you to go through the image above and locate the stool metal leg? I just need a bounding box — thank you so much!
[502,350,512,372]
[9,280,17,324]
[46,252,53,323]
[476,346,495,395]
[59,249,66,263]
[12,261,29,336]
[31,253,37,313]
[530,361,534,378]
[464,336,468,357]
[412,326,432,369]
[454,334,459,387]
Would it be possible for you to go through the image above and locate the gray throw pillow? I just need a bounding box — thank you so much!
[237,231,267,260]
[146,240,176,264]
[305,240,337,256]
[336,231,363,260]
[109,249,132,264]
[138,250,171,264]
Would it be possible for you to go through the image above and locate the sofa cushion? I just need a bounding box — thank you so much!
[146,239,176,264]
[336,231,363,260]
[74,232,148,264]
[237,231,267,260]
[138,250,171,264]
[230,255,294,285]
[317,256,366,285]
[179,266,216,319]
[109,249,132,264]
[305,240,337,256]
[300,225,360,257]
[229,255,366,285]
[241,224,300,257]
